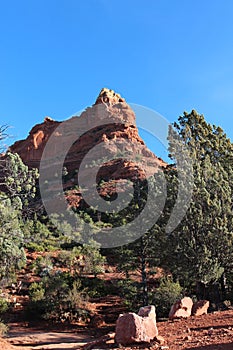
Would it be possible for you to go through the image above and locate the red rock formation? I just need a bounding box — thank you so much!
[9,88,167,206]
[9,117,60,169]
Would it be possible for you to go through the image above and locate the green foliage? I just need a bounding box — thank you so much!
[23,219,60,252]
[116,279,141,311]
[149,278,183,319]
[0,297,9,314]
[29,282,45,301]
[30,255,53,277]
[73,244,105,276]
[165,110,233,298]
[56,250,74,267]
[27,272,89,323]
[81,277,116,298]
[0,199,26,280]
[0,321,8,336]
[56,244,105,277]
[0,152,39,209]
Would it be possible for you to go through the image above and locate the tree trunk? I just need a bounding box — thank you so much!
[220,273,227,301]
[140,237,148,306]
[196,281,206,300]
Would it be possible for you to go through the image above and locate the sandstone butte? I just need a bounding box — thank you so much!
[8,88,167,207]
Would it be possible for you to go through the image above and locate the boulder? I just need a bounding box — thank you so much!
[191,300,209,316]
[115,305,158,345]
[169,297,193,320]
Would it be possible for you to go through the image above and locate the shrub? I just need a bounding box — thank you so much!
[149,277,183,319]
[29,282,45,301]
[0,297,9,314]
[116,279,141,311]
[71,245,106,277]
[27,272,90,323]
[26,242,45,253]
[0,321,8,336]
[81,277,116,298]
[30,255,53,276]
[56,250,73,269]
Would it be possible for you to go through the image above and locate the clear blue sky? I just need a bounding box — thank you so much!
[1,0,233,160]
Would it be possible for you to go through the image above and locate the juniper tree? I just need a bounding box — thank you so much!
[166,110,233,301]
[0,197,26,281]
[0,152,39,210]
[0,127,38,281]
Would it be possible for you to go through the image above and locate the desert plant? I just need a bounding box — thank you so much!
[30,255,53,277]
[0,321,8,336]
[27,272,89,323]
[0,297,9,314]
[29,282,45,301]
[149,277,183,319]
[117,279,141,312]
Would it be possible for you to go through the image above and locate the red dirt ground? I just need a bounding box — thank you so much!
[1,308,232,350]
[1,252,232,349]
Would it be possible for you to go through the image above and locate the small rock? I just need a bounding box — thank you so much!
[208,327,214,336]
[169,297,193,320]
[184,335,192,341]
[154,335,166,345]
[192,300,209,316]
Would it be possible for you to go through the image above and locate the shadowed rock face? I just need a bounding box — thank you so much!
[9,89,167,206]
[191,300,210,316]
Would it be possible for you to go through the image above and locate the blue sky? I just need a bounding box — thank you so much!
[1,0,233,160]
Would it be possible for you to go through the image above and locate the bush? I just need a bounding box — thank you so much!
[71,245,106,277]
[26,242,45,253]
[81,277,116,298]
[56,245,106,277]
[29,282,45,301]
[56,250,73,269]
[0,321,8,336]
[30,255,53,277]
[116,279,141,311]
[27,272,90,323]
[0,297,9,314]
[149,277,183,319]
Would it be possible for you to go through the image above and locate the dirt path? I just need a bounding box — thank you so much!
[6,326,94,349]
[2,309,232,350]
[8,330,90,349]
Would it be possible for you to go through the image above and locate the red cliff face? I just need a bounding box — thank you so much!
[9,117,61,169]
[9,89,167,204]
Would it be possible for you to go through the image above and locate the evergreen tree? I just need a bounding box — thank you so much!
[166,110,233,301]
[0,152,39,209]
[0,197,26,281]
[0,127,38,281]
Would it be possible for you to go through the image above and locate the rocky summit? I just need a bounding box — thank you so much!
[9,88,167,207]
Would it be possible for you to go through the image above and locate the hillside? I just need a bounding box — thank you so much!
[0,89,232,350]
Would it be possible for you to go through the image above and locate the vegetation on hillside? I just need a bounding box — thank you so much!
[0,111,233,323]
